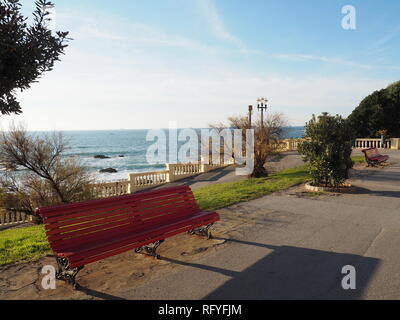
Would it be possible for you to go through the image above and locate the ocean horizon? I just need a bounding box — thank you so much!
[53,127,305,182]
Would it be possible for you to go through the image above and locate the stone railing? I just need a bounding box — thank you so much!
[128,170,170,193]
[89,180,130,198]
[278,138,306,151]
[279,137,400,151]
[167,163,202,182]
[92,160,233,198]
[0,210,32,227]
[354,138,400,150]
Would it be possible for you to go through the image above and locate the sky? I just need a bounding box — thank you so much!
[2,0,400,130]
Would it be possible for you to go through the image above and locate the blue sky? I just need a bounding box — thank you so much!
[3,0,400,130]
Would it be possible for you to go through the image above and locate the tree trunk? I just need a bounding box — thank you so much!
[250,162,268,178]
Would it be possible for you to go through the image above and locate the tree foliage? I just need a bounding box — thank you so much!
[0,0,69,115]
[0,125,94,223]
[347,81,400,138]
[298,113,354,187]
[212,112,287,178]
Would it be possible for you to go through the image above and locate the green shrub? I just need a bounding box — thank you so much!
[298,113,354,187]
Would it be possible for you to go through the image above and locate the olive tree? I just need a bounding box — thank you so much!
[0,0,69,115]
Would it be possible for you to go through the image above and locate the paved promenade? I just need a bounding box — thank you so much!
[123,150,400,299]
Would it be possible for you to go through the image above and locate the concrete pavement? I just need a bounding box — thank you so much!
[119,151,400,299]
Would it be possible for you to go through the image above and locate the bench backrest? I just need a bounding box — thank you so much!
[362,148,380,159]
[37,185,200,252]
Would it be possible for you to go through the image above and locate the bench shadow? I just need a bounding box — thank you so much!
[76,286,127,300]
[163,238,380,300]
[354,170,400,183]
[352,186,400,198]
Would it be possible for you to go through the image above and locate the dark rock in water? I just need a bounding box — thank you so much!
[118,155,124,158]
[99,168,118,173]
[94,155,110,159]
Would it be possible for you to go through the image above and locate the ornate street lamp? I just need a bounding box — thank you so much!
[257,97,268,130]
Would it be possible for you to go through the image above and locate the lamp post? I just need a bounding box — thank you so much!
[257,97,268,131]
[248,105,253,129]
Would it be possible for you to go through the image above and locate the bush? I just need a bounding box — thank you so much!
[298,113,354,187]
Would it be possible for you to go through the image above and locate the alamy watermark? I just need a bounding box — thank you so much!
[146,122,255,176]
[341,5,356,30]
[341,265,356,290]
[41,265,56,290]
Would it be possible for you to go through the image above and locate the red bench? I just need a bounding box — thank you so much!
[37,185,219,289]
[362,148,389,167]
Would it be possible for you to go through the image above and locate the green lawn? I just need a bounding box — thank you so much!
[352,155,366,164]
[0,225,51,266]
[194,165,311,211]
[0,157,364,267]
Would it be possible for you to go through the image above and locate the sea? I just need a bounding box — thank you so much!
[60,127,304,182]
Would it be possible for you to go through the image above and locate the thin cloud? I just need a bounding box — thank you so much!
[195,0,247,52]
[58,10,224,54]
[247,49,373,69]
[369,25,400,50]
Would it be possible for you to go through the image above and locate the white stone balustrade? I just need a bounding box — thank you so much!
[278,138,307,151]
[90,180,130,198]
[354,138,400,150]
[0,210,32,227]
[167,163,202,182]
[280,138,400,151]
[128,170,170,193]
[90,160,233,198]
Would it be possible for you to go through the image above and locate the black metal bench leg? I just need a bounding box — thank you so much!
[134,240,165,259]
[366,159,377,167]
[56,257,84,290]
[188,223,214,239]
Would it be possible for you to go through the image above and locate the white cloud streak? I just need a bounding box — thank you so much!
[369,25,400,50]
[195,0,247,51]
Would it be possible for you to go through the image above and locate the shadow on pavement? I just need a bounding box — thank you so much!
[164,238,380,300]
[353,186,400,198]
[185,167,235,184]
[353,170,400,184]
[77,286,127,300]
